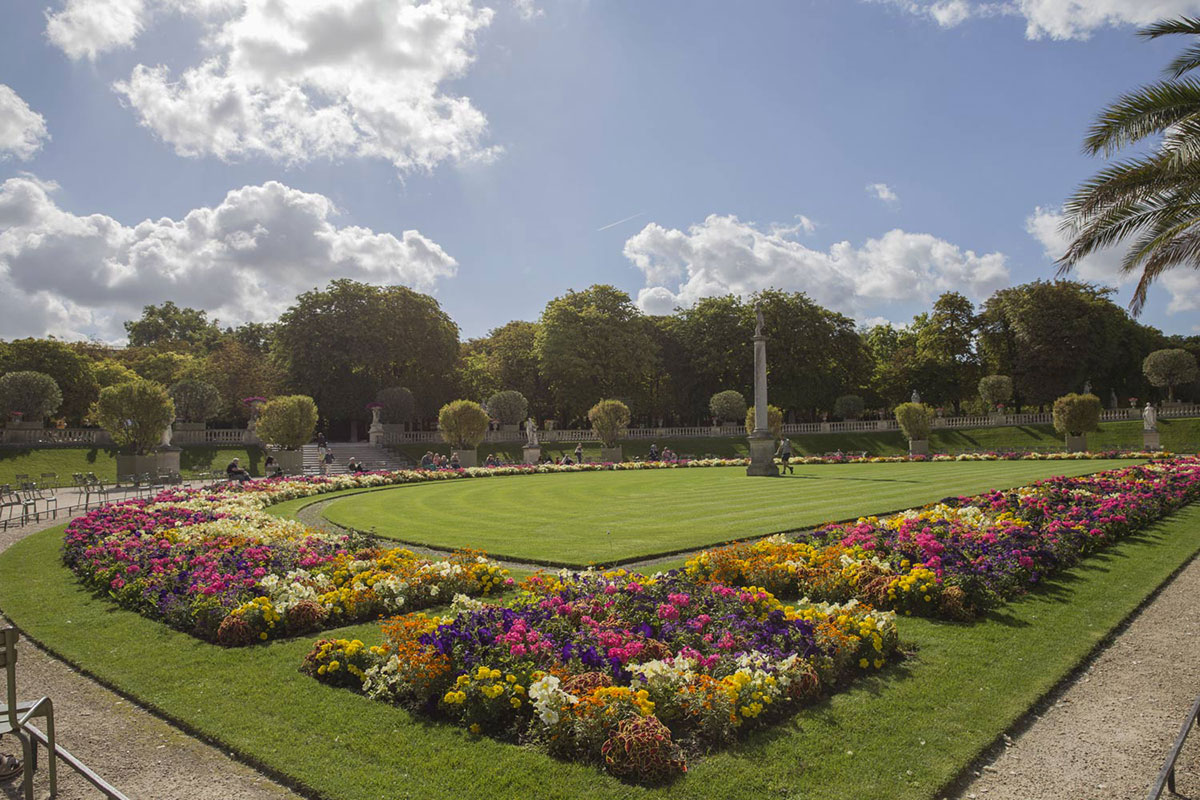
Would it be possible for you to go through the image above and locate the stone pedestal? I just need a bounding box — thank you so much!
[1065,434,1087,453]
[600,446,624,463]
[908,439,929,456]
[1143,430,1161,451]
[155,446,181,474]
[455,450,478,468]
[746,434,780,476]
[116,453,158,479]
[522,445,541,464]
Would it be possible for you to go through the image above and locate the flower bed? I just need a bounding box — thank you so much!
[685,458,1200,617]
[62,484,511,645]
[302,569,898,784]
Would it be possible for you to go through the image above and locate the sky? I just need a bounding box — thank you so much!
[2,0,1200,343]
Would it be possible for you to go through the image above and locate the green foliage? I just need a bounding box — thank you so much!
[674,297,754,420]
[601,716,686,785]
[460,321,547,418]
[275,280,460,422]
[833,394,865,420]
[92,380,175,455]
[168,379,222,423]
[744,404,784,438]
[536,286,658,423]
[0,371,62,420]
[203,339,283,422]
[256,395,319,450]
[124,301,222,351]
[588,398,631,448]
[913,292,980,412]
[893,402,932,441]
[486,390,528,425]
[977,375,1013,408]
[376,386,416,425]
[134,351,205,387]
[1052,393,1102,437]
[1142,348,1199,400]
[92,359,139,389]
[708,390,747,422]
[0,338,99,423]
[438,400,490,449]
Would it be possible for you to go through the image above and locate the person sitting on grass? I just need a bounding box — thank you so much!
[226,457,250,482]
[419,451,434,469]
[449,452,461,469]
[347,456,364,473]
[649,442,659,461]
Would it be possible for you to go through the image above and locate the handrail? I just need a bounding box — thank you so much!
[1147,691,1200,799]
[23,722,130,800]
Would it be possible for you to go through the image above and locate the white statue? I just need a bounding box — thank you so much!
[1143,402,1158,432]
[754,304,764,337]
[160,418,174,448]
[911,389,921,404]
[525,417,538,447]
[1083,380,1092,395]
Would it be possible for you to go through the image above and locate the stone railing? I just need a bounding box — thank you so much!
[1,426,250,446]
[170,428,249,445]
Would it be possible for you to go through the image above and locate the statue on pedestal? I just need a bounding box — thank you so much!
[911,389,921,404]
[1083,380,1092,395]
[524,417,539,447]
[160,418,174,448]
[754,304,764,338]
[1143,402,1158,432]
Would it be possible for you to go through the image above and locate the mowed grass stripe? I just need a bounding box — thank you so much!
[319,460,1141,565]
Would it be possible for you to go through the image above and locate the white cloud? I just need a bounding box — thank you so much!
[0,85,50,161]
[867,182,899,205]
[45,0,499,173]
[0,176,457,340]
[871,0,1200,40]
[623,213,1009,318]
[511,0,543,20]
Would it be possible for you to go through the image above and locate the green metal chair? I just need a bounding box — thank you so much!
[1,627,55,800]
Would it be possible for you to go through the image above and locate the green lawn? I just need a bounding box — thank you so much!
[2,503,1198,800]
[319,460,1140,566]
[0,445,266,485]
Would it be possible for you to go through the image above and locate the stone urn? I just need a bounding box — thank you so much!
[367,403,385,446]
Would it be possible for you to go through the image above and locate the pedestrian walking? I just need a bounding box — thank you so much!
[776,437,794,475]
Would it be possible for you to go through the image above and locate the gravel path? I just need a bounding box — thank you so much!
[951,554,1200,800]
[0,503,299,800]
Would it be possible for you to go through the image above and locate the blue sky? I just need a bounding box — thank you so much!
[2,0,1200,341]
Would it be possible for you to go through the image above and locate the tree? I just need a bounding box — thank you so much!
[1052,393,1102,437]
[168,379,222,423]
[977,375,1014,409]
[674,296,754,418]
[709,390,747,423]
[256,395,319,450]
[92,359,139,389]
[0,371,62,421]
[458,321,548,416]
[486,390,528,425]
[0,338,99,422]
[275,280,460,423]
[535,286,658,423]
[93,380,175,455]
[438,400,490,450]
[1058,17,1200,315]
[376,387,416,425]
[744,404,784,438]
[588,399,631,448]
[864,323,920,410]
[1143,348,1200,400]
[124,301,222,351]
[833,394,865,420]
[134,351,205,387]
[914,292,980,412]
[893,403,932,442]
[203,340,284,422]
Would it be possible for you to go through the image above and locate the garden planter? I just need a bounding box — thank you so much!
[116,454,158,479]
[1143,431,1161,451]
[522,445,541,464]
[455,450,478,468]
[156,447,181,474]
[273,449,304,475]
[1064,434,1087,453]
[600,446,624,463]
[908,439,929,456]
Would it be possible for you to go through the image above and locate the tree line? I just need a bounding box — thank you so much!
[1,277,1197,433]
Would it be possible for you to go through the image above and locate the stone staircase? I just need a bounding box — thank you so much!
[301,442,411,476]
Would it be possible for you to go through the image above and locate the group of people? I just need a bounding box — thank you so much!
[646,443,679,462]
[419,451,461,470]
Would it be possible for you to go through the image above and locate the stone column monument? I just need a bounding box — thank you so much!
[367,403,384,447]
[1143,402,1160,450]
[747,304,780,477]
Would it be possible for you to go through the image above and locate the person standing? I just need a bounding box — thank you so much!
[776,438,794,475]
[649,442,659,461]
[316,431,328,453]
[574,443,584,463]
[322,449,334,475]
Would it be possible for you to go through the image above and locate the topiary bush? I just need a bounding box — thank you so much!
[92,379,175,454]
[376,386,416,425]
[708,390,747,423]
[1052,393,1101,437]
[168,378,222,423]
[600,716,687,785]
[256,395,319,449]
[893,402,932,441]
[833,394,864,420]
[1143,349,1199,401]
[0,370,62,421]
[438,400,490,449]
[588,399,631,448]
[978,375,1014,409]
[486,390,529,425]
[744,403,783,438]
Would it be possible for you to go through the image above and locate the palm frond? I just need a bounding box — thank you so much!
[1139,17,1200,40]
[1083,79,1200,156]
[1164,42,1200,79]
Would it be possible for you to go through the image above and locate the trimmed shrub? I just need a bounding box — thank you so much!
[1143,349,1199,401]
[438,400,490,449]
[588,399,631,448]
[1052,393,1102,437]
[978,375,1014,409]
[92,379,175,454]
[168,379,222,423]
[376,386,416,425]
[833,394,865,420]
[256,395,319,449]
[893,402,932,441]
[744,404,783,438]
[708,390,747,423]
[486,390,529,425]
[0,370,62,420]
